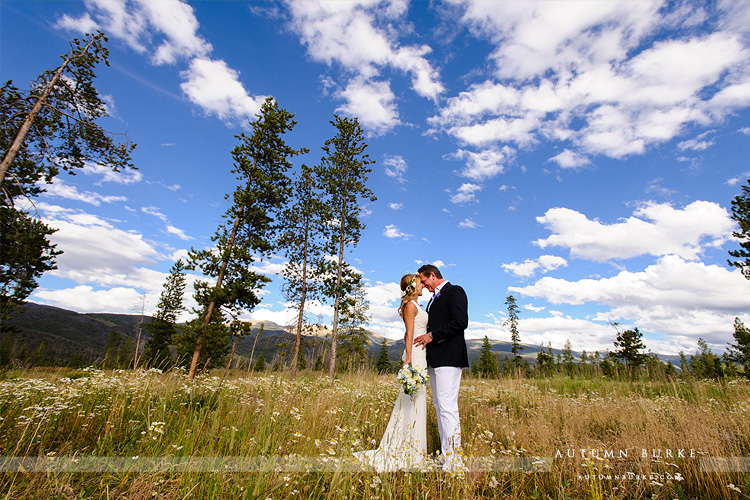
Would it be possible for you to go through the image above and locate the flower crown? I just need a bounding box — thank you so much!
[400,273,419,298]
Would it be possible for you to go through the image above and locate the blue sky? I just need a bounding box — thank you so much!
[3,0,750,356]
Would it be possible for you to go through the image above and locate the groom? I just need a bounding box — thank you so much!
[413,264,469,469]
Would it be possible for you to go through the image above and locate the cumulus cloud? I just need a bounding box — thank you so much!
[336,78,399,135]
[510,255,750,349]
[285,0,443,133]
[180,58,266,124]
[57,0,211,64]
[82,162,144,185]
[40,179,127,206]
[502,255,568,278]
[447,146,515,182]
[383,154,408,183]
[535,201,734,261]
[549,149,591,170]
[57,0,263,126]
[450,183,481,204]
[383,224,411,240]
[430,1,750,165]
[458,218,479,229]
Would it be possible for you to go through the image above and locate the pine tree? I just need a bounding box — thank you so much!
[504,295,524,368]
[728,317,750,379]
[279,165,324,377]
[375,339,392,374]
[337,278,370,373]
[728,178,750,279]
[186,98,306,379]
[1,32,135,327]
[315,115,376,378]
[476,336,499,377]
[562,339,575,376]
[253,352,266,372]
[143,260,186,369]
[613,327,646,379]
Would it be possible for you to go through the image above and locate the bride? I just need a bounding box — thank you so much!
[354,273,428,472]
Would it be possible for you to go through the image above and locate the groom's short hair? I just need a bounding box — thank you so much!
[418,264,442,279]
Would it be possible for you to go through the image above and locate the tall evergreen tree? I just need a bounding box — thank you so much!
[728,178,750,279]
[143,260,186,368]
[186,98,306,379]
[279,164,324,377]
[536,342,555,377]
[562,339,575,376]
[729,317,750,379]
[504,294,523,367]
[375,339,392,373]
[1,31,135,328]
[337,278,370,373]
[475,336,500,377]
[613,327,646,378]
[315,115,376,378]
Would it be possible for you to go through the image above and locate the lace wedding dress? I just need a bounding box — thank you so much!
[354,300,428,472]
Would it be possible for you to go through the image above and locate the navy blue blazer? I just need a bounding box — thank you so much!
[426,282,469,368]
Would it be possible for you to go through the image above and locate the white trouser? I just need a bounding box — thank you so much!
[428,366,462,459]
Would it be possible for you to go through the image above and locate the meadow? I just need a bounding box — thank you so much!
[0,368,748,499]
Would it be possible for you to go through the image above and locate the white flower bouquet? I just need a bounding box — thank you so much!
[396,363,429,397]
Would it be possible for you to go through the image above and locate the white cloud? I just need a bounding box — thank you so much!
[40,179,127,206]
[142,205,168,222]
[389,203,403,210]
[383,155,408,183]
[285,0,443,134]
[535,201,734,261]
[450,183,481,204]
[678,138,714,151]
[40,204,163,279]
[727,171,750,187]
[59,0,210,64]
[430,1,750,165]
[458,218,479,229]
[510,255,750,350]
[447,146,515,181]
[383,224,411,240]
[739,127,750,136]
[58,0,263,126]
[335,78,399,135]
[136,0,212,65]
[502,255,568,278]
[166,224,192,241]
[82,162,143,185]
[34,285,149,314]
[180,58,266,125]
[549,149,590,170]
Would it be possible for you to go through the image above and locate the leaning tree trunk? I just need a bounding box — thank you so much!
[188,204,245,380]
[291,219,311,378]
[0,36,97,186]
[327,223,346,379]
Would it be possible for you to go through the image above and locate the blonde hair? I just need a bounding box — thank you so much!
[398,273,420,318]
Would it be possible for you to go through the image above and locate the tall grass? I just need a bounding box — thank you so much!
[0,368,748,499]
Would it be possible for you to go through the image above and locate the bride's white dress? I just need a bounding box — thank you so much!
[355,300,428,472]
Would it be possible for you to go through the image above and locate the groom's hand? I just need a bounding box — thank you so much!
[414,332,432,348]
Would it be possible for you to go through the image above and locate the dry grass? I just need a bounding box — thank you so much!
[0,368,748,499]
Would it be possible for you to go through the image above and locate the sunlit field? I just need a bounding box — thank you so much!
[0,368,748,499]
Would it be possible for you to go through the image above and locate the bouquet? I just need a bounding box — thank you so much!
[397,363,429,397]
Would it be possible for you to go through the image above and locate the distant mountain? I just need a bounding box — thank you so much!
[2,303,682,368]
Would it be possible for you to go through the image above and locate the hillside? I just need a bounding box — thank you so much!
[1,302,682,368]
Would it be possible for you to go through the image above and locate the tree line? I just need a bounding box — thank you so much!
[470,295,750,382]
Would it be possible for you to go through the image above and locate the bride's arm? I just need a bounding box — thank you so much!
[402,302,418,365]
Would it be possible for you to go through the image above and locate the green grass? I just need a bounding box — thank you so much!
[0,369,749,499]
